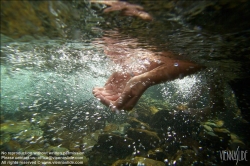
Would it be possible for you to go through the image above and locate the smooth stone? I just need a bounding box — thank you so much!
[203,125,213,132]
[204,122,217,127]
[229,139,246,151]
[213,128,231,140]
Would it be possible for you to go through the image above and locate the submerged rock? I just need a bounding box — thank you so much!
[203,120,224,128]
[203,124,213,132]
[103,122,131,136]
[87,133,134,165]
[1,120,31,134]
[0,115,4,123]
[93,133,133,154]
[229,132,246,151]
[127,128,160,150]
[230,133,240,140]
[1,140,21,152]
[199,129,229,149]
[1,1,75,38]
[213,128,230,140]
[127,117,152,130]
[149,110,199,138]
[42,107,105,148]
[171,149,201,165]
[103,123,119,133]
[81,129,101,154]
[147,148,166,161]
[0,133,11,145]
[205,131,218,137]
[215,120,224,127]
[204,122,217,127]
[149,106,160,114]
[229,139,246,151]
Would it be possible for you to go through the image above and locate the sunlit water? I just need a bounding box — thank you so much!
[0,23,244,166]
[1,1,249,165]
[1,34,211,122]
[1,36,110,112]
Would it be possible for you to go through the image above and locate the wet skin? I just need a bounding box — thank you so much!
[90,0,153,21]
[91,1,203,111]
[93,53,203,111]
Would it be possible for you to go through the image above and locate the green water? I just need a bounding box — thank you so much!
[1,1,249,165]
[1,36,110,112]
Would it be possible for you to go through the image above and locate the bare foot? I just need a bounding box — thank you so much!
[92,32,204,112]
[93,72,131,104]
[92,52,204,111]
[93,71,148,111]
[90,0,153,21]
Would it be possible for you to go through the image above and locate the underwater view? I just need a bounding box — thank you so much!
[1,0,250,166]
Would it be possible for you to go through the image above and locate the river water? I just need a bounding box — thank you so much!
[1,1,249,165]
